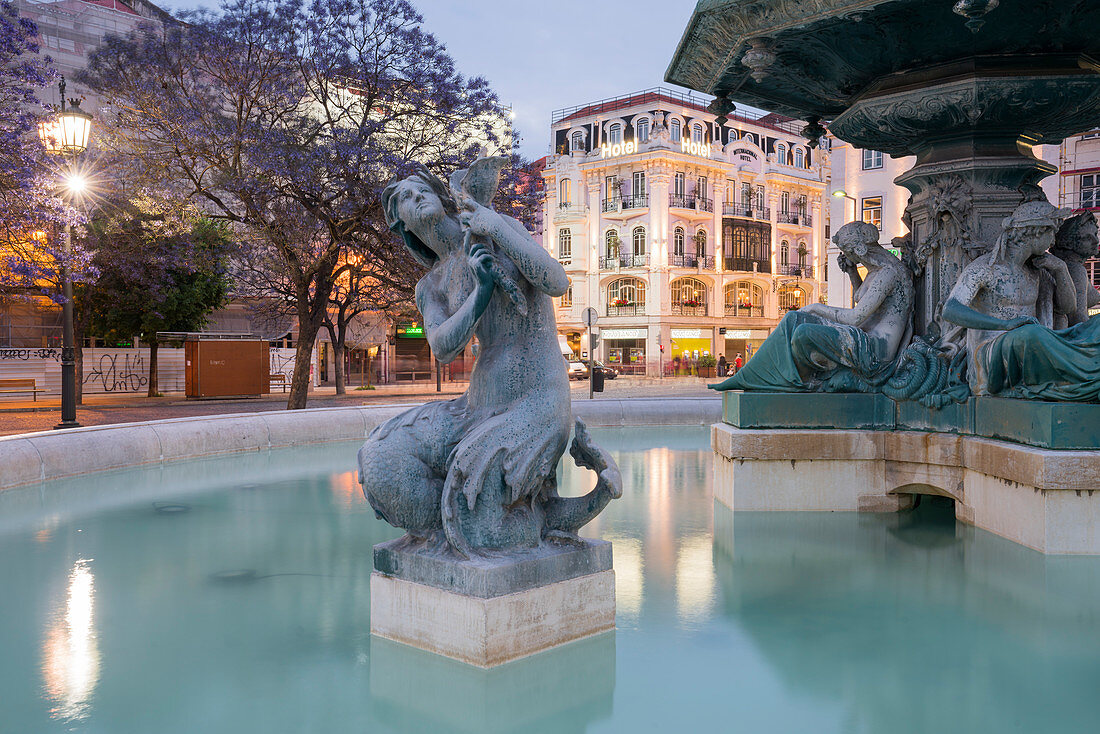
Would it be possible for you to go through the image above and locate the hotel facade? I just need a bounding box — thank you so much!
[540,88,830,375]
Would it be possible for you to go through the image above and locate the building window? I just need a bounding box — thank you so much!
[778,285,807,313]
[696,176,708,198]
[559,178,571,205]
[794,148,804,168]
[570,131,584,152]
[862,149,884,170]
[723,225,733,252]
[670,119,681,142]
[797,194,807,216]
[733,227,749,258]
[608,277,645,306]
[674,226,685,256]
[558,228,571,262]
[725,281,762,316]
[605,229,620,259]
[741,183,753,207]
[780,239,790,267]
[674,171,685,197]
[692,123,704,144]
[608,123,622,144]
[776,142,787,164]
[862,195,883,230]
[694,229,707,256]
[671,277,708,313]
[780,192,790,213]
[1082,174,1099,209]
[632,226,647,256]
[632,171,646,199]
[636,118,649,143]
[797,241,808,267]
[755,185,765,211]
[725,180,736,204]
[561,280,573,307]
[606,175,618,199]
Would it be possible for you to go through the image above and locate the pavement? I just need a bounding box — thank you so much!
[0,376,718,437]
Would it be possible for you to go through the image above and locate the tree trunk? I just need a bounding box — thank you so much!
[147,338,159,397]
[287,316,321,410]
[333,340,346,395]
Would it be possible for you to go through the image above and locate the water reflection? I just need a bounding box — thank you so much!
[369,633,616,734]
[41,558,100,722]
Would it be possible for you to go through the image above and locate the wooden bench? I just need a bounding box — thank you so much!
[0,378,46,401]
[269,373,289,393]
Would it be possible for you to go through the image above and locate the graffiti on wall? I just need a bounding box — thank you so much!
[270,348,295,378]
[0,348,60,361]
[84,353,148,393]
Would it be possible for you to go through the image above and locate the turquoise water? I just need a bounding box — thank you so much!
[2,427,1100,733]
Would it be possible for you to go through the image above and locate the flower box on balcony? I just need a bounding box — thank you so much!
[611,299,632,307]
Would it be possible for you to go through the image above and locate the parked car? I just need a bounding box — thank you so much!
[567,360,589,380]
[593,361,619,379]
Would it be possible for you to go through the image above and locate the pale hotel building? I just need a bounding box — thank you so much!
[541,88,830,375]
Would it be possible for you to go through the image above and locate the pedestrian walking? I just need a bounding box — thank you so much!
[734,353,743,372]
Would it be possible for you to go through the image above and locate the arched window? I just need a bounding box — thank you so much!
[607,277,646,312]
[797,241,808,267]
[794,148,805,168]
[671,277,708,315]
[559,177,571,205]
[560,279,573,308]
[692,123,704,143]
[608,123,622,144]
[776,142,788,164]
[780,239,790,267]
[725,281,763,317]
[558,228,572,262]
[670,119,681,142]
[778,285,807,314]
[631,226,647,259]
[673,226,685,257]
[605,228,620,260]
[570,131,584,152]
[694,228,707,256]
[636,118,649,143]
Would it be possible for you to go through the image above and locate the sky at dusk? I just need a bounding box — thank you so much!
[162,0,709,160]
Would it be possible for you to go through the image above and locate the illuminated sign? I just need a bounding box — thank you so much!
[396,324,424,337]
[600,141,637,158]
[680,139,711,157]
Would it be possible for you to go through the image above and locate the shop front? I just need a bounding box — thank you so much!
[600,327,647,375]
[669,327,714,376]
[394,323,432,381]
[722,329,770,366]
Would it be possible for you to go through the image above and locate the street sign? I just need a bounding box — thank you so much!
[582,307,599,327]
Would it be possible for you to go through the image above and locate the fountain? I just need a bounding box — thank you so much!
[666,0,1100,553]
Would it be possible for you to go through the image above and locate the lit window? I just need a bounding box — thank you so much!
[559,178,571,205]
[776,142,787,164]
[561,281,573,307]
[670,119,681,142]
[558,229,572,262]
[608,277,645,306]
[778,285,807,313]
[671,277,707,310]
[1082,174,1099,209]
[862,196,883,230]
[636,118,649,143]
[608,123,623,144]
[725,281,762,315]
[794,148,804,168]
[674,227,685,256]
[862,149,884,170]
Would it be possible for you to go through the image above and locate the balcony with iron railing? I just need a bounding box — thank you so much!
[724,304,764,318]
[671,303,708,316]
[776,263,815,278]
[670,253,715,269]
[777,211,813,227]
[601,195,649,213]
[555,202,586,219]
[722,204,770,220]
[606,304,646,317]
[668,193,696,209]
[599,254,650,269]
[723,257,772,274]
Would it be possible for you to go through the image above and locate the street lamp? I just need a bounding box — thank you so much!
[37,76,92,430]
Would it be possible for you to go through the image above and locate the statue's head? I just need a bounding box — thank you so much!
[382,165,459,268]
[1053,211,1099,260]
[999,199,1073,259]
[833,221,880,262]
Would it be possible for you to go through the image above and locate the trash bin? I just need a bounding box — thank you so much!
[592,367,605,393]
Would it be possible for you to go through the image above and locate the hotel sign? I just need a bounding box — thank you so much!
[600,141,638,158]
[680,139,711,157]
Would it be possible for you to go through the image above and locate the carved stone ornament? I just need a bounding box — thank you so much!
[741,38,777,83]
[952,0,1000,33]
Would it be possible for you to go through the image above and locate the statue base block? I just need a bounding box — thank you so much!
[722,390,896,430]
[370,538,615,667]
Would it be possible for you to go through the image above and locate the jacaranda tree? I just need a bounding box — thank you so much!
[81,0,509,408]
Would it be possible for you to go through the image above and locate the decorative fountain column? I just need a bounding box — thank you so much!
[666,0,1100,554]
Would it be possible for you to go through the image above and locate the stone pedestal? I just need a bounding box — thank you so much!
[369,537,615,667]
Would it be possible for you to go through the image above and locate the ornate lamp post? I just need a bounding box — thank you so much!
[37,77,92,429]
